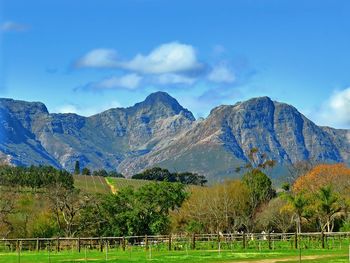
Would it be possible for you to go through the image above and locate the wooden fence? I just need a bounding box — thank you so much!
[1,232,350,253]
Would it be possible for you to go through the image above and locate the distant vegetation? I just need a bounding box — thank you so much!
[0,165,73,189]
[132,167,207,186]
[0,154,349,239]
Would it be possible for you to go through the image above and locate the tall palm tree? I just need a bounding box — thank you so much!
[317,185,342,233]
[288,193,308,233]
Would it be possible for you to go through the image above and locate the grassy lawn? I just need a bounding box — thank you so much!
[0,248,348,263]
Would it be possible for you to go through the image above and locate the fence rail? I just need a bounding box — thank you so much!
[1,232,350,253]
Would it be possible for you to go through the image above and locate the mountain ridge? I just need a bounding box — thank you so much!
[0,92,349,181]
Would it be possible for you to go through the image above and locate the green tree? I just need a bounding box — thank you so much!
[96,182,188,236]
[132,167,207,185]
[108,171,124,178]
[74,161,80,175]
[242,169,275,231]
[287,193,309,233]
[81,167,91,175]
[317,185,342,232]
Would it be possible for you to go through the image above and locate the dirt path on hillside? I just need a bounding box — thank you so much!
[105,178,117,194]
[231,254,342,263]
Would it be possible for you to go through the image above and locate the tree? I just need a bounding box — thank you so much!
[286,160,315,184]
[236,148,276,173]
[292,163,350,231]
[241,169,275,231]
[286,193,309,233]
[47,184,86,237]
[108,171,124,178]
[81,167,91,175]
[317,186,342,232]
[174,180,250,234]
[293,163,350,195]
[92,169,108,177]
[74,161,80,175]
[97,182,188,236]
[0,187,17,238]
[256,197,294,233]
[132,167,207,185]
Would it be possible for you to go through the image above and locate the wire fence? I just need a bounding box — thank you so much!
[0,232,349,262]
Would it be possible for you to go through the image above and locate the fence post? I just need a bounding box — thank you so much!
[192,233,196,250]
[56,237,60,252]
[36,238,39,252]
[100,237,103,252]
[122,237,126,251]
[78,237,81,253]
[268,232,271,250]
[17,240,21,263]
[145,235,149,251]
[321,232,325,249]
[105,240,109,261]
[242,233,246,249]
[294,233,298,249]
[168,234,172,251]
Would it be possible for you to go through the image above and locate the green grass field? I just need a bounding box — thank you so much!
[0,248,348,263]
[74,175,152,194]
[73,175,111,194]
[74,175,203,195]
[107,177,151,191]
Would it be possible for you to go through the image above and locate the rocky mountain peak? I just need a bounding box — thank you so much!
[0,98,49,116]
[130,91,195,121]
[0,93,349,182]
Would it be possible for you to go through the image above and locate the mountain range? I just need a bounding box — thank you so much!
[1,92,349,182]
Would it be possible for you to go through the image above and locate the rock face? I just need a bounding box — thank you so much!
[0,92,349,181]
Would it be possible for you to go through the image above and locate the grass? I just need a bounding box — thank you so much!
[73,175,111,194]
[74,175,204,195]
[107,177,151,191]
[0,247,348,263]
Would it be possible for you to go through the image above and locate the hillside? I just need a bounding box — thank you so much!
[1,92,349,181]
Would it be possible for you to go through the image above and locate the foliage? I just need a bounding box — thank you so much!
[241,169,276,231]
[74,161,80,175]
[0,165,74,189]
[79,182,188,236]
[81,167,91,175]
[255,197,294,233]
[132,167,207,186]
[0,187,17,238]
[174,180,250,233]
[291,163,350,232]
[92,169,124,178]
[293,163,350,195]
[235,148,276,173]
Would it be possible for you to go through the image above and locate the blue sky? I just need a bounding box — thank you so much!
[1,0,350,128]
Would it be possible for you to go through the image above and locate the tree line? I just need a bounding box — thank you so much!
[132,167,207,186]
[0,165,73,189]
[0,152,349,238]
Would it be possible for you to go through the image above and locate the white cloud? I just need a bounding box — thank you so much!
[207,65,235,83]
[76,49,118,68]
[123,42,201,74]
[317,87,350,128]
[155,73,196,85]
[96,74,142,90]
[76,42,201,74]
[0,21,29,32]
[55,101,121,116]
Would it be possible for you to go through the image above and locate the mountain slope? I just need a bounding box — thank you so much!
[0,93,349,181]
[118,97,350,180]
[0,92,195,170]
